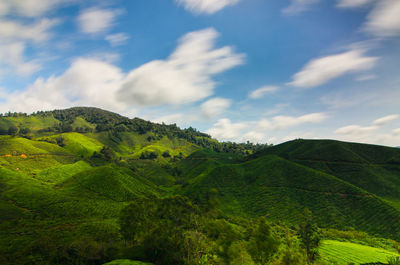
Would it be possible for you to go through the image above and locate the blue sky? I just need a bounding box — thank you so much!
[0,0,399,146]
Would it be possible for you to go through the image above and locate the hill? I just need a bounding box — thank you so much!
[1,107,400,264]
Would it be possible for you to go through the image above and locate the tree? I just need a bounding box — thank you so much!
[20,127,31,135]
[227,241,255,265]
[248,217,280,265]
[8,125,18,136]
[162,150,171,158]
[56,135,66,147]
[119,196,203,265]
[298,209,320,264]
[279,232,307,265]
[100,146,117,161]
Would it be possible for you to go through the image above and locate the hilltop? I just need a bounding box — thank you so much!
[0,107,399,265]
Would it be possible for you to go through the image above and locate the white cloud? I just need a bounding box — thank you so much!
[201,97,232,118]
[282,0,320,15]
[0,58,125,113]
[364,0,400,37]
[0,18,58,43]
[334,114,400,146]
[0,28,244,113]
[248,85,278,99]
[356,74,376,81]
[78,8,119,34]
[0,0,68,18]
[372,114,399,126]
[206,118,247,141]
[0,42,41,77]
[258,112,328,130]
[289,49,378,88]
[206,112,328,143]
[105,33,129,46]
[336,0,372,8]
[118,28,244,106]
[334,125,378,135]
[176,0,239,15]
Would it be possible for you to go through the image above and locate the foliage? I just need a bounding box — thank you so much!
[248,218,280,264]
[298,209,321,264]
[1,107,400,265]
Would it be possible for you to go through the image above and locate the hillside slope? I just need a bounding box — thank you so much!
[181,153,400,240]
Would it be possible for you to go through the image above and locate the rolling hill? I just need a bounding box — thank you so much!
[0,107,399,264]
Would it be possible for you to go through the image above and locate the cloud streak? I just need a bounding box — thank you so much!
[176,0,239,15]
[206,112,328,143]
[364,0,400,37]
[201,97,232,118]
[118,28,245,106]
[248,85,278,99]
[78,8,120,34]
[289,49,378,88]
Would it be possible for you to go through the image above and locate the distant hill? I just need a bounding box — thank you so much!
[1,107,400,264]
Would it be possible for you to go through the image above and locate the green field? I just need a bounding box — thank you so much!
[320,240,400,264]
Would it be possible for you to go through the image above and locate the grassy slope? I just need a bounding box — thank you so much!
[260,139,400,201]
[0,115,59,133]
[320,240,399,264]
[182,154,400,240]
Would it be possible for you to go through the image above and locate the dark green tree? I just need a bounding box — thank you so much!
[8,125,18,136]
[20,127,31,135]
[298,209,320,264]
[248,217,280,265]
[162,150,171,158]
[56,135,66,147]
[100,146,117,161]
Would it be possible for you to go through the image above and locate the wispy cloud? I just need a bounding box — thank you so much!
[0,28,244,113]
[0,18,59,43]
[248,85,279,99]
[0,58,125,113]
[289,49,378,88]
[77,8,120,34]
[364,0,400,37]
[334,114,400,146]
[105,33,130,46]
[372,114,399,126]
[336,0,373,9]
[206,112,328,143]
[282,0,320,15]
[0,42,41,77]
[0,0,68,18]
[201,97,232,118]
[206,118,247,141]
[355,74,376,81]
[175,0,239,15]
[118,28,245,106]
[258,113,328,131]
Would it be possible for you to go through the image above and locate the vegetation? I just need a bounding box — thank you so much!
[1,107,400,265]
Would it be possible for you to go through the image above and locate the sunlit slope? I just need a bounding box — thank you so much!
[61,164,160,202]
[38,132,104,157]
[259,139,400,201]
[183,154,400,240]
[319,240,400,264]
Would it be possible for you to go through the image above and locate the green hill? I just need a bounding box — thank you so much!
[1,107,400,264]
[182,154,400,240]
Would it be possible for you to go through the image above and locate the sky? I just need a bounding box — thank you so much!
[0,0,399,146]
